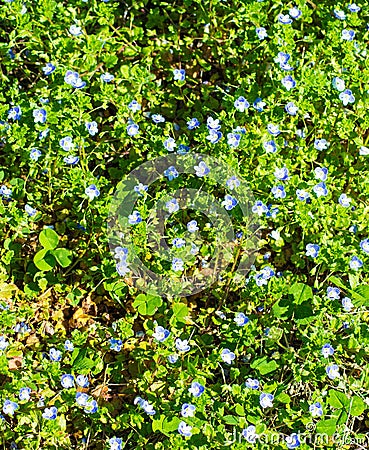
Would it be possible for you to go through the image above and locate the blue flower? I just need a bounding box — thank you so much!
[164,137,176,151]
[348,3,360,12]
[263,140,277,153]
[234,313,249,326]
[110,338,123,351]
[85,121,98,136]
[332,77,345,91]
[85,184,100,201]
[188,382,204,397]
[59,136,74,151]
[187,220,199,233]
[274,166,289,180]
[177,144,190,155]
[305,244,320,258]
[285,102,298,115]
[253,97,266,111]
[42,63,55,75]
[134,397,156,415]
[207,130,222,143]
[172,257,184,272]
[109,437,123,450]
[25,204,37,217]
[334,9,346,20]
[173,69,186,81]
[207,117,221,131]
[8,106,22,120]
[326,364,340,380]
[278,14,293,24]
[151,114,165,123]
[194,161,210,177]
[252,200,268,216]
[342,297,354,312]
[49,348,62,362]
[289,6,302,19]
[84,399,98,414]
[314,139,331,151]
[327,287,340,300]
[281,75,296,90]
[19,387,31,401]
[271,185,286,199]
[175,338,190,352]
[64,340,74,351]
[314,167,328,181]
[226,176,240,190]
[69,24,83,36]
[181,403,196,418]
[101,72,115,82]
[76,392,89,407]
[172,237,186,248]
[42,406,58,420]
[245,378,259,389]
[166,198,179,213]
[3,400,18,416]
[116,259,130,276]
[127,123,139,136]
[309,402,323,417]
[178,421,192,437]
[350,256,363,270]
[267,124,280,136]
[30,148,42,161]
[134,183,148,195]
[234,96,250,112]
[64,70,86,88]
[227,133,241,147]
[153,326,170,342]
[242,425,259,443]
[338,193,352,207]
[39,128,49,140]
[128,100,141,112]
[255,27,268,40]
[221,348,236,364]
[168,354,179,363]
[259,393,274,408]
[341,29,355,41]
[296,189,310,202]
[286,433,300,449]
[187,118,200,129]
[128,210,142,225]
[64,155,79,165]
[222,194,238,210]
[360,238,369,254]
[313,182,328,197]
[0,185,12,199]
[61,374,75,389]
[339,89,355,105]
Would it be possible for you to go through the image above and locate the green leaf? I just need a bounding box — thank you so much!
[53,248,72,268]
[350,396,366,417]
[33,249,56,272]
[289,282,313,304]
[316,419,337,436]
[133,294,162,316]
[250,357,278,375]
[235,404,245,416]
[276,393,291,404]
[172,303,189,322]
[327,390,350,409]
[223,415,239,425]
[39,228,59,250]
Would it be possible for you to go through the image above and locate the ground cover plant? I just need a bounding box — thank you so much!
[1,0,369,448]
